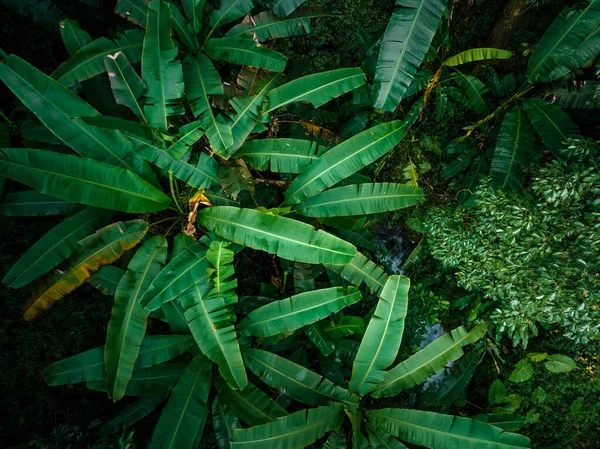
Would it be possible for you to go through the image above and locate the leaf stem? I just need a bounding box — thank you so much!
[169,171,184,214]
[149,216,178,228]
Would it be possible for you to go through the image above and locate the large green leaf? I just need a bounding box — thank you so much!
[350,276,409,395]
[367,409,531,449]
[285,121,405,204]
[135,141,220,189]
[454,71,489,116]
[372,0,446,111]
[231,404,344,449]
[227,73,281,158]
[101,394,167,435]
[298,183,424,217]
[444,48,512,66]
[371,323,487,398]
[267,68,366,112]
[105,236,168,401]
[0,55,153,178]
[243,348,359,408]
[0,149,170,213]
[326,252,389,295]
[141,240,210,311]
[236,138,323,173]
[87,363,186,396]
[3,208,109,289]
[522,98,579,151]
[213,396,239,449]
[270,0,307,17]
[209,0,254,33]
[115,0,150,27]
[148,354,212,449]
[142,0,184,131]
[51,30,144,87]
[166,121,206,159]
[23,220,148,320]
[89,265,126,295]
[527,1,600,83]
[0,191,75,216]
[180,281,248,390]
[367,424,408,449]
[183,53,233,155]
[423,350,481,407]
[169,1,200,52]
[205,38,288,72]
[544,354,577,373]
[44,334,193,386]
[182,0,204,32]
[104,51,147,121]
[226,8,330,41]
[216,377,289,426]
[491,107,535,190]
[197,206,357,265]
[239,287,361,337]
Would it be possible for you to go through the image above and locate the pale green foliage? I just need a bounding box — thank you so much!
[425,138,600,347]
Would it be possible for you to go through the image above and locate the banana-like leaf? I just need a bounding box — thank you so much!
[326,252,389,295]
[270,0,306,17]
[79,116,154,140]
[205,37,288,72]
[216,377,288,426]
[239,287,361,337]
[115,0,150,27]
[372,0,446,111]
[44,334,193,386]
[89,265,125,295]
[60,19,92,56]
[0,56,153,178]
[325,316,365,339]
[472,414,526,432]
[23,220,148,320]
[267,68,366,112]
[350,276,409,395]
[87,363,186,396]
[142,0,184,131]
[0,148,171,213]
[165,121,206,159]
[423,349,481,407]
[371,322,487,398]
[231,404,344,449]
[180,281,248,390]
[243,348,360,408]
[236,138,323,173]
[491,107,535,190]
[105,236,168,401]
[104,51,147,121]
[213,396,239,449]
[101,394,167,435]
[298,183,423,217]
[286,121,405,204]
[135,141,220,189]
[346,408,369,449]
[366,409,531,449]
[52,29,144,86]
[209,0,254,32]
[527,2,600,83]
[226,8,330,41]
[183,53,233,155]
[367,424,408,449]
[197,206,357,265]
[148,354,212,449]
[182,0,204,32]
[544,81,599,108]
[444,48,512,66]
[141,241,210,311]
[522,98,579,151]
[305,322,336,356]
[322,428,346,449]
[170,1,200,52]
[0,191,75,216]
[3,207,109,289]
[454,71,488,116]
[20,120,62,145]
[227,73,281,158]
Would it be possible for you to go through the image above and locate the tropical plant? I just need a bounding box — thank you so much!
[0,0,532,448]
